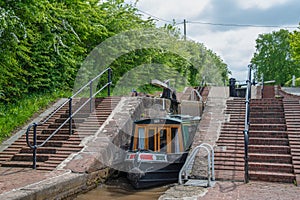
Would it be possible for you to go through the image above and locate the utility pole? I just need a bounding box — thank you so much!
[184,19,186,40]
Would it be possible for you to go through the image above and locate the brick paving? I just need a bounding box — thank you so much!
[200,181,299,200]
[0,167,67,195]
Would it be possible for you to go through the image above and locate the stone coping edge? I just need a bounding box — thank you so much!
[0,168,109,200]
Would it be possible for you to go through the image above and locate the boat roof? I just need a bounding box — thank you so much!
[134,114,200,125]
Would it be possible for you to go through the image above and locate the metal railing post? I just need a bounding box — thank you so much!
[69,98,73,135]
[89,80,93,113]
[248,68,252,100]
[33,123,37,169]
[261,73,264,98]
[244,130,249,183]
[108,68,111,96]
[244,64,252,183]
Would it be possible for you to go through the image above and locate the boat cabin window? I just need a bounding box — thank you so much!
[171,128,180,153]
[182,123,197,149]
[133,124,183,153]
[138,128,145,149]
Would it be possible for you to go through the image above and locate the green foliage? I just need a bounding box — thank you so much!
[0,0,228,103]
[289,25,300,77]
[0,90,70,142]
[0,0,229,140]
[0,0,154,103]
[251,29,298,86]
[284,77,300,87]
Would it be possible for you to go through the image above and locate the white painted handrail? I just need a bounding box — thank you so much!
[179,143,214,187]
[190,89,202,102]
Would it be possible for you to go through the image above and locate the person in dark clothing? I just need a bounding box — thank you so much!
[131,89,138,97]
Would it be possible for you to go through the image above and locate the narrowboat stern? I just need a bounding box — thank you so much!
[124,115,200,189]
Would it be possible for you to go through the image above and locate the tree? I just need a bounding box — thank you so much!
[251,29,297,85]
[289,25,300,80]
[0,0,229,103]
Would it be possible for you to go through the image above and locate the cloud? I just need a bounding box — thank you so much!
[124,0,300,81]
[198,0,300,27]
[236,0,291,10]
[129,0,211,22]
[188,26,281,80]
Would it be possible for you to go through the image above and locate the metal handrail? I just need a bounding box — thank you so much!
[26,68,112,169]
[243,64,252,183]
[190,88,203,102]
[179,143,214,187]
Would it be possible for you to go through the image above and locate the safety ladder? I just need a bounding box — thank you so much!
[179,143,215,187]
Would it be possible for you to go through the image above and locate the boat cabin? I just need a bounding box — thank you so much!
[129,115,198,154]
[125,115,200,189]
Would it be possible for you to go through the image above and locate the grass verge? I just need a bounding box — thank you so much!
[0,90,71,143]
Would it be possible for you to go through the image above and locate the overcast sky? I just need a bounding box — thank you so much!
[125,0,300,82]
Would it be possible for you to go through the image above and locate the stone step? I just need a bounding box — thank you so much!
[229,119,245,123]
[249,130,288,138]
[289,141,300,145]
[249,145,291,154]
[218,134,244,139]
[250,113,285,118]
[285,113,300,117]
[250,124,286,131]
[222,122,244,126]
[249,153,292,164]
[48,122,79,129]
[55,118,85,124]
[286,123,300,127]
[20,148,57,154]
[60,113,90,118]
[285,125,300,129]
[251,108,284,113]
[11,153,62,162]
[249,162,294,173]
[225,111,245,115]
[284,110,300,113]
[250,118,286,124]
[291,153,300,159]
[216,146,245,151]
[249,138,289,146]
[36,134,70,141]
[286,128,300,132]
[220,130,288,137]
[249,171,295,183]
[41,129,74,135]
[215,161,244,171]
[216,142,244,149]
[214,150,244,158]
[216,140,244,146]
[252,98,281,104]
[220,128,245,132]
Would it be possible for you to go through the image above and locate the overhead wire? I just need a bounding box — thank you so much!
[137,9,173,24]
[137,8,299,29]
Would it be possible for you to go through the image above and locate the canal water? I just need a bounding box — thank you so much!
[75,176,170,200]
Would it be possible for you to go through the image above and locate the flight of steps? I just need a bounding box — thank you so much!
[282,98,300,184]
[249,98,295,183]
[214,98,245,181]
[0,97,120,170]
[214,97,295,183]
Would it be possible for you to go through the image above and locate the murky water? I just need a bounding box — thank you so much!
[75,176,170,200]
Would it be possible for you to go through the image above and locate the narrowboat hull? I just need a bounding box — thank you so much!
[125,152,188,189]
